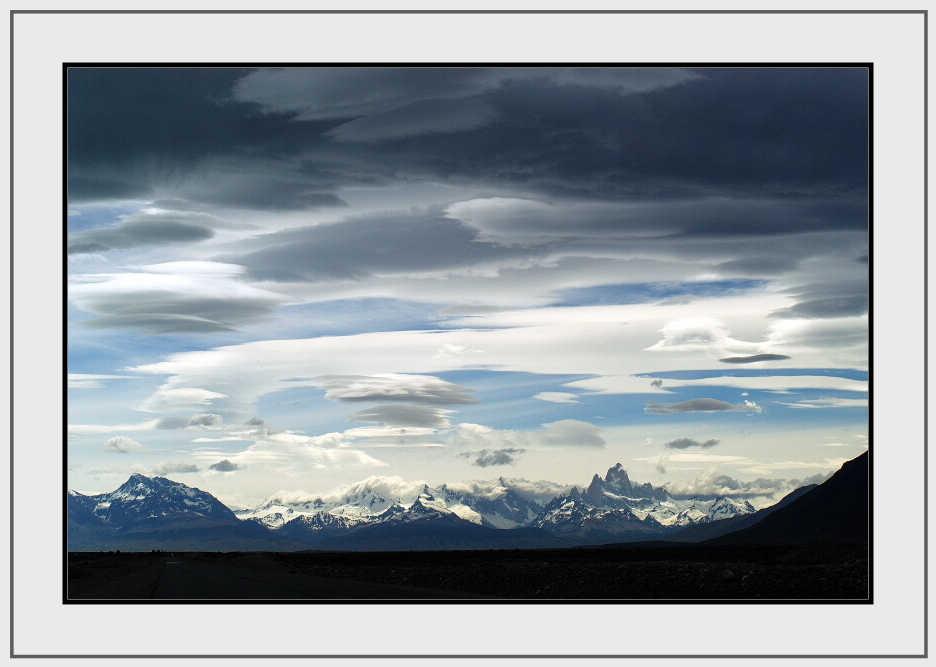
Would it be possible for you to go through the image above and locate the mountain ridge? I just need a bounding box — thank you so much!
[68,456,866,552]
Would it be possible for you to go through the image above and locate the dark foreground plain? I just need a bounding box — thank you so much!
[68,542,867,601]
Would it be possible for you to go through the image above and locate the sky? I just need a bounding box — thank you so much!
[66,66,869,510]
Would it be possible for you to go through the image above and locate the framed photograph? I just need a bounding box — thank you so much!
[11,7,926,660]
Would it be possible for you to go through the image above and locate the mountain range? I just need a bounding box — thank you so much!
[67,453,868,552]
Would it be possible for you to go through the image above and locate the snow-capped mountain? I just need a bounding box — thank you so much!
[72,473,238,531]
[68,463,767,552]
[531,496,665,540]
[67,474,297,552]
[232,463,757,546]
[438,481,545,529]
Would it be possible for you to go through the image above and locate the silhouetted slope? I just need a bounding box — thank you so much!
[669,483,818,543]
[703,452,868,546]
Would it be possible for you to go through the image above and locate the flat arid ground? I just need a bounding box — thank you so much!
[67,543,868,602]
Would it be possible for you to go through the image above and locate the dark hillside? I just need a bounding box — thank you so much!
[670,483,817,543]
[704,452,868,546]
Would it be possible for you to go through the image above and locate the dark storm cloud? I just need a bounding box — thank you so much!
[645,398,762,414]
[171,173,349,211]
[663,437,720,449]
[319,66,867,202]
[447,197,866,245]
[209,459,239,472]
[719,354,792,364]
[327,98,499,143]
[231,67,701,123]
[67,176,154,202]
[459,448,526,468]
[69,67,868,217]
[348,404,453,429]
[67,212,215,254]
[67,67,343,206]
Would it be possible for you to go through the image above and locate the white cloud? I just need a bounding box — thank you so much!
[70,419,164,435]
[264,475,427,508]
[737,457,849,475]
[776,397,868,409]
[533,392,580,404]
[663,467,799,500]
[643,452,749,465]
[434,344,483,359]
[449,420,606,450]
[68,374,142,389]
[662,375,868,394]
[138,387,228,412]
[766,316,868,350]
[645,317,758,355]
[69,261,292,334]
[188,428,389,476]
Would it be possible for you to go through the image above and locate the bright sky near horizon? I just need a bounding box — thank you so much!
[66,66,869,510]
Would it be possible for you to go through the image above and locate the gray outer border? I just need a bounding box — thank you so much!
[13,8,921,660]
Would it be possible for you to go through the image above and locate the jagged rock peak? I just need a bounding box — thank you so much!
[604,463,632,483]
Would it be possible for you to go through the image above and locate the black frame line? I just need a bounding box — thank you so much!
[56,60,875,612]
[11,7,919,660]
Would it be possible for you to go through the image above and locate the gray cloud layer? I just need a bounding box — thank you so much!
[459,448,526,468]
[646,399,762,414]
[68,67,869,340]
[68,212,216,254]
[348,404,453,429]
[719,354,792,364]
[663,437,720,449]
[69,263,290,335]
[69,67,867,211]
[316,374,477,405]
